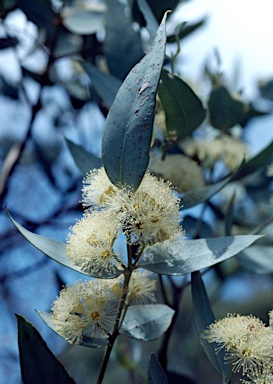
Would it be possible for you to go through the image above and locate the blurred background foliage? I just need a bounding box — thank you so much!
[1,0,273,383]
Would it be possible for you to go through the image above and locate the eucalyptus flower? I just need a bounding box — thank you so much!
[82,167,117,208]
[103,171,182,245]
[202,314,273,375]
[51,279,121,344]
[66,210,121,275]
[148,153,205,193]
[181,134,249,170]
[126,270,157,305]
[241,365,273,383]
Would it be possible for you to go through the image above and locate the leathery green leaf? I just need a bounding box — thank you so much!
[158,69,206,139]
[102,12,168,191]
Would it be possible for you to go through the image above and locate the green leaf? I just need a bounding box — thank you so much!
[238,245,273,274]
[6,210,121,278]
[191,272,231,381]
[104,0,144,80]
[79,61,122,109]
[158,69,206,139]
[62,4,106,35]
[208,86,245,130]
[167,18,207,43]
[16,314,76,384]
[139,235,262,275]
[37,311,109,348]
[102,12,168,191]
[147,353,169,384]
[232,139,273,181]
[66,138,102,175]
[120,304,174,341]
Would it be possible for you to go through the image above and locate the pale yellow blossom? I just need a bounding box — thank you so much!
[103,171,182,245]
[66,210,121,275]
[181,135,249,170]
[148,153,205,193]
[51,279,121,344]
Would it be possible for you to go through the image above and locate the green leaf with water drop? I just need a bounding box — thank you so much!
[102,12,168,191]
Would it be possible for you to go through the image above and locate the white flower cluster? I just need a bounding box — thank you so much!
[51,166,184,344]
[68,167,183,274]
[202,312,273,382]
[51,270,156,344]
[181,134,249,170]
[148,153,205,193]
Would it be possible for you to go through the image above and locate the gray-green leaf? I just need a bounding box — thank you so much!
[7,210,121,278]
[79,61,122,109]
[66,138,102,175]
[191,272,231,381]
[147,353,169,384]
[102,12,168,191]
[139,235,262,275]
[120,304,174,341]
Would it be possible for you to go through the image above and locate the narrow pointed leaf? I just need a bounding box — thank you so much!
[158,69,206,139]
[148,353,169,384]
[102,12,168,190]
[191,272,231,381]
[79,61,122,109]
[120,304,174,341]
[37,311,109,348]
[16,314,76,384]
[66,138,102,174]
[167,18,207,43]
[139,235,262,275]
[232,139,273,181]
[6,210,121,278]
